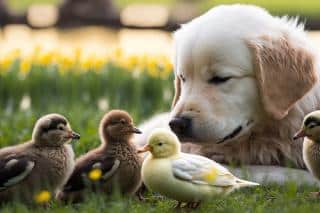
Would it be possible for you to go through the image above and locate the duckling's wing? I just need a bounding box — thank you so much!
[62,156,120,192]
[0,155,35,191]
[172,153,237,186]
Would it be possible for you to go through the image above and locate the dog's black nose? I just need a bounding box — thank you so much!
[169,117,192,135]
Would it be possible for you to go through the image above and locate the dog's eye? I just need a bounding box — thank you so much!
[309,124,317,129]
[208,76,232,85]
[179,75,186,83]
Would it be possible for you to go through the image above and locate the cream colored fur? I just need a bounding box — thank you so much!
[134,4,320,185]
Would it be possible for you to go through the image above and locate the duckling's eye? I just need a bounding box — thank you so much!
[120,120,126,124]
[158,142,163,146]
[58,126,64,131]
[208,76,232,85]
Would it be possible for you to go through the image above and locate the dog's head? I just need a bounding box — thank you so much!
[169,5,318,144]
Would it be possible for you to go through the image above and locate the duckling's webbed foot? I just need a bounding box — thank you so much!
[136,185,147,201]
[174,201,183,209]
[186,202,201,209]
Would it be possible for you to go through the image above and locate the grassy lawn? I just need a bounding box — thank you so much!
[8,0,61,12]
[200,0,320,17]
[0,183,320,212]
[7,0,320,18]
[0,48,320,212]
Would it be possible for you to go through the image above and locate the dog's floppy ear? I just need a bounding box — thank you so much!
[172,76,181,108]
[248,35,318,120]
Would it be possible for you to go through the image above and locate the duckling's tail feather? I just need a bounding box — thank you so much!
[236,178,260,188]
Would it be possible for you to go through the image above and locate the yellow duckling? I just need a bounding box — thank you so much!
[138,128,259,208]
[294,110,320,196]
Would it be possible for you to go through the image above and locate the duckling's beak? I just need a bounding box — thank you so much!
[130,126,142,134]
[293,129,306,140]
[137,144,151,153]
[71,131,81,140]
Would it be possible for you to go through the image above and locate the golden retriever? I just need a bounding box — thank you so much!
[135,5,320,184]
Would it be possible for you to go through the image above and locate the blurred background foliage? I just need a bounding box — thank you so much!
[0,49,173,155]
[8,0,320,18]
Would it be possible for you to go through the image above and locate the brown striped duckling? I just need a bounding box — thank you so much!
[58,110,143,202]
[0,113,80,203]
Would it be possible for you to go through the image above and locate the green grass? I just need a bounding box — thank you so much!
[200,0,320,18]
[8,0,61,12]
[1,183,320,212]
[0,59,174,150]
[7,0,320,19]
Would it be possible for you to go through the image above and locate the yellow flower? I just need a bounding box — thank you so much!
[59,55,74,73]
[88,168,102,181]
[20,59,31,74]
[144,57,159,76]
[125,56,138,69]
[92,58,106,71]
[34,190,51,204]
[163,60,173,72]
[74,47,82,61]
[8,49,21,59]
[0,57,13,72]
[80,57,93,71]
[37,52,53,66]
[114,48,123,59]
[160,69,172,79]
[0,45,174,78]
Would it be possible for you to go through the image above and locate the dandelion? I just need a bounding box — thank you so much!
[88,168,102,181]
[34,190,51,204]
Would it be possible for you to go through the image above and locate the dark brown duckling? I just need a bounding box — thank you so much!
[58,110,142,202]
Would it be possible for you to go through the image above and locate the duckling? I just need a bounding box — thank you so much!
[58,110,143,202]
[294,110,320,196]
[138,128,259,208]
[0,113,80,203]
